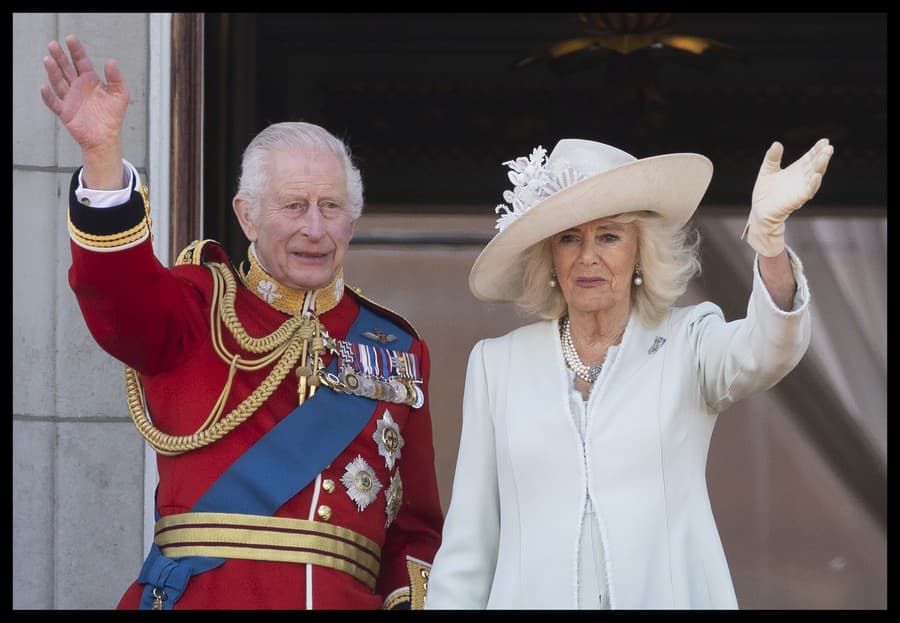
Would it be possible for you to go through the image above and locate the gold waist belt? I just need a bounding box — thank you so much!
[155,512,382,590]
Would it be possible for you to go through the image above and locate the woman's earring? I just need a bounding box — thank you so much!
[549,269,558,288]
[633,264,643,287]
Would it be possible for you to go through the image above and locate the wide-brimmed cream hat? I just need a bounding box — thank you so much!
[469,139,713,302]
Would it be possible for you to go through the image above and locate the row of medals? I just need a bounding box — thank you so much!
[338,365,425,408]
[296,334,424,409]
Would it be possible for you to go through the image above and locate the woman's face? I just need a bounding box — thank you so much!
[550,217,639,317]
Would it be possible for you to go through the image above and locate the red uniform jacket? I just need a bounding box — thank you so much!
[66,171,443,609]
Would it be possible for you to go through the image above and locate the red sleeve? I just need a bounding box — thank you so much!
[66,168,213,376]
[68,237,210,376]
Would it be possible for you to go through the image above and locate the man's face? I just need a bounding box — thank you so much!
[235,148,354,291]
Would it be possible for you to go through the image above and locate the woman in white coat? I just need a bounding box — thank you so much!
[425,137,833,609]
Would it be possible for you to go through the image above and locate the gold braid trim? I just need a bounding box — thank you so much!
[382,587,411,610]
[138,182,154,244]
[68,214,149,249]
[406,557,432,610]
[240,244,344,316]
[125,262,323,455]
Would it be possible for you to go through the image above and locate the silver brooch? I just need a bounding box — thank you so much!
[340,455,383,512]
[648,336,666,355]
[384,471,403,528]
[373,410,405,470]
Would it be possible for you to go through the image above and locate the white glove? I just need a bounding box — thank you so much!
[741,138,834,257]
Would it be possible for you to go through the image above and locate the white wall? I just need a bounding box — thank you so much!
[13,12,153,609]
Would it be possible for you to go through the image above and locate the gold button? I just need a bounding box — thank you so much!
[322,479,335,493]
[80,197,91,206]
[317,505,332,521]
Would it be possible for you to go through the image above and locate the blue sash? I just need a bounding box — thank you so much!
[137,303,413,608]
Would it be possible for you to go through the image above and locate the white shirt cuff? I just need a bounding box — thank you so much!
[74,160,141,208]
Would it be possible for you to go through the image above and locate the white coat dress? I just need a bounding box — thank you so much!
[426,253,810,609]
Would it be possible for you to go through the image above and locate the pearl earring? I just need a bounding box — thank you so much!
[633,264,643,287]
[549,269,557,288]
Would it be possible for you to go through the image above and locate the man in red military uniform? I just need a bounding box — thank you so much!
[41,34,443,609]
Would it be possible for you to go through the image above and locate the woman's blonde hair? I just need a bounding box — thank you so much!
[515,212,701,328]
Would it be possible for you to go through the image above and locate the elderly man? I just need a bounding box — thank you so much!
[40,34,443,610]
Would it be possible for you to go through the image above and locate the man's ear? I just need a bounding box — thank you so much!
[233,197,257,242]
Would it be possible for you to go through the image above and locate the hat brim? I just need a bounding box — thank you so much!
[469,153,713,303]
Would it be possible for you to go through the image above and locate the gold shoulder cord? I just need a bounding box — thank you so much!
[125,261,325,455]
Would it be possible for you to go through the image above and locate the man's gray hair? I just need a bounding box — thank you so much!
[235,121,364,220]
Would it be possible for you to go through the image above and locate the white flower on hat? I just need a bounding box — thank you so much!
[494,146,586,231]
[473,139,712,304]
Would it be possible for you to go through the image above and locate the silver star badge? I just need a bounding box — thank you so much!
[384,471,403,528]
[341,455,383,512]
[373,410,405,470]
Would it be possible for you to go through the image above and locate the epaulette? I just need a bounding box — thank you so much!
[345,285,421,341]
[175,239,232,267]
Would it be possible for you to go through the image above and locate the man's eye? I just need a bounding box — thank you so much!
[284,202,310,212]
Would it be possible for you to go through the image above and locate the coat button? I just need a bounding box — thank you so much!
[317,505,332,521]
[322,478,335,493]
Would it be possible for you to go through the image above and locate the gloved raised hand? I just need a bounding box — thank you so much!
[741,138,834,257]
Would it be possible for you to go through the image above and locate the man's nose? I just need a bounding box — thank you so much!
[301,205,325,240]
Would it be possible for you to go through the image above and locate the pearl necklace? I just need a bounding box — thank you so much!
[560,317,604,384]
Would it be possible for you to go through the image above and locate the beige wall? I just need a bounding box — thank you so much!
[345,214,527,512]
[13,12,153,610]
